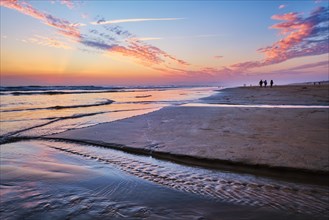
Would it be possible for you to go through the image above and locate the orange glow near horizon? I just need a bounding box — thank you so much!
[1,0,328,86]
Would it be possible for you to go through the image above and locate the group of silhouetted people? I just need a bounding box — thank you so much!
[259,80,273,88]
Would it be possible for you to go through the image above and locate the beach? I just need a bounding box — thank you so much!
[50,84,329,175]
[2,1,329,219]
[3,140,323,220]
[202,84,329,105]
[1,84,329,219]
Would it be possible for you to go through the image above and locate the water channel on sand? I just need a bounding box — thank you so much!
[1,140,327,220]
[1,86,328,219]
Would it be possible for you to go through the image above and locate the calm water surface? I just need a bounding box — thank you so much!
[1,140,326,220]
[0,86,328,219]
[0,87,215,137]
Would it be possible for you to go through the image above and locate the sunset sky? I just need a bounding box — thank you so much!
[1,0,328,86]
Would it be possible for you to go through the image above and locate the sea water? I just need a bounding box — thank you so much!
[0,86,328,219]
[0,86,215,138]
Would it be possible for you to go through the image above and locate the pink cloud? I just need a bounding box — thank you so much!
[79,36,189,67]
[112,44,164,65]
[231,7,329,72]
[109,39,189,66]
[0,0,81,40]
[279,4,286,9]
[1,1,190,71]
[288,60,328,71]
[214,55,223,59]
[162,65,235,81]
[60,0,74,9]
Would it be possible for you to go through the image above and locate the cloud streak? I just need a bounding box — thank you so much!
[60,0,74,9]
[0,0,81,40]
[130,34,225,42]
[133,37,163,41]
[91,17,184,25]
[279,5,286,9]
[79,36,189,66]
[288,60,328,71]
[232,6,329,71]
[24,35,72,49]
[1,1,189,69]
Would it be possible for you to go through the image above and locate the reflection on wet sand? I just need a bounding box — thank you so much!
[1,140,327,219]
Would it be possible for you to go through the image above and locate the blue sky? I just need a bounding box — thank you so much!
[1,0,328,86]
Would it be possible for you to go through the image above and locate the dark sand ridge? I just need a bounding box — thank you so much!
[49,84,329,181]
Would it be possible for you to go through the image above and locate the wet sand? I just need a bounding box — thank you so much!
[2,140,318,220]
[2,84,329,219]
[49,84,329,176]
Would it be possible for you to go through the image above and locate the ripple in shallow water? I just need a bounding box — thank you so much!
[4,141,315,220]
[42,140,329,217]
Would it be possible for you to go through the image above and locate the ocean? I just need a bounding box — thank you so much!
[0,86,328,219]
[0,86,215,139]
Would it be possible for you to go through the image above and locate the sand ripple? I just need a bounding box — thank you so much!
[45,140,329,216]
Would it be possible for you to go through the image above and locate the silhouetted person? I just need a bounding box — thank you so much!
[259,80,263,87]
[270,80,273,88]
[264,80,267,88]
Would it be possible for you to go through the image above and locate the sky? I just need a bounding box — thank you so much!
[0,0,328,86]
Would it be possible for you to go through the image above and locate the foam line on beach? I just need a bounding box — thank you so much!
[0,90,122,96]
[183,103,329,108]
[1,99,114,112]
[0,107,159,142]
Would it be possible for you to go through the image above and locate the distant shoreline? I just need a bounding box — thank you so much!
[203,84,329,105]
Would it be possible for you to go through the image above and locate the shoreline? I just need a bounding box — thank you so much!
[3,140,326,219]
[24,136,329,185]
[202,84,329,105]
[43,85,329,184]
[6,84,329,185]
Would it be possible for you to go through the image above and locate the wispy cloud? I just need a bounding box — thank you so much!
[249,60,329,78]
[80,36,189,66]
[91,17,185,25]
[81,13,89,19]
[60,0,74,9]
[288,60,328,71]
[89,29,117,43]
[0,0,81,40]
[128,34,225,43]
[82,22,189,67]
[1,1,189,70]
[169,34,226,40]
[162,66,235,82]
[80,39,116,51]
[133,37,163,41]
[279,5,286,9]
[214,55,223,59]
[103,25,134,38]
[23,35,72,49]
[231,6,329,71]
[70,23,86,27]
